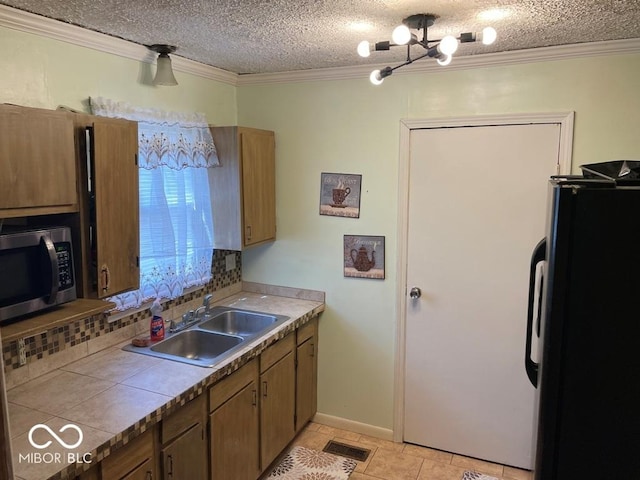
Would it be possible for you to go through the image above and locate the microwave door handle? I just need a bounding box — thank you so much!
[41,235,59,304]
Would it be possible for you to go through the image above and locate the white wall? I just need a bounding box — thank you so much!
[237,53,640,431]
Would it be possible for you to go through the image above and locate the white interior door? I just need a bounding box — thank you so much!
[403,123,561,469]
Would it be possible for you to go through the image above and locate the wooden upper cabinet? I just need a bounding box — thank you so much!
[91,117,140,298]
[0,104,78,218]
[209,126,276,250]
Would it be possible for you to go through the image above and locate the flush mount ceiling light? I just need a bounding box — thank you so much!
[149,44,178,86]
[357,14,496,85]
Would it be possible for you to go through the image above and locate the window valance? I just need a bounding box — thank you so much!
[89,96,219,170]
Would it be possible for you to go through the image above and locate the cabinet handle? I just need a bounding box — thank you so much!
[263,381,268,398]
[246,225,252,241]
[146,472,153,480]
[310,343,315,357]
[101,263,110,292]
[167,454,173,477]
[252,389,257,406]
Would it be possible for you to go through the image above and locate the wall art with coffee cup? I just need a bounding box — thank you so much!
[344,235,385,279]
[319,172,362,218]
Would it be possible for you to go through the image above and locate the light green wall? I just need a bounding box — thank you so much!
[3,22,640,433]
[237,54,640,431]
[0,26,237,123]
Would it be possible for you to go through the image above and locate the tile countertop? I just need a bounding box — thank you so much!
[7,287,325,480]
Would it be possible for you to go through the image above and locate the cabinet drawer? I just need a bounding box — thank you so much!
[297,317,318,346]
[102,428,154,480]
[260,333,294,373]
[161,394,205,444]
[209,358,259,412]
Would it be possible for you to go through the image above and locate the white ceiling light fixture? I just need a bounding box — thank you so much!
[149,44,179,86]
[357,14,497,85]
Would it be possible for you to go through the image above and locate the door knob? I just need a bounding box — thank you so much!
[409,287,422,299]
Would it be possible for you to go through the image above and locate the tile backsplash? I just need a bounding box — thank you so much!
[2,250,241,388]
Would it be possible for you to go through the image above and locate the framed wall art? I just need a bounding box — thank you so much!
[319,173,362,218]
[343,235,385,279]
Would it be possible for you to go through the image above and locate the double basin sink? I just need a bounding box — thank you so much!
[123,306,289,367]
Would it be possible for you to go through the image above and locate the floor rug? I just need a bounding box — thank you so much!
[267,445,358,479]
[461,471,499,480]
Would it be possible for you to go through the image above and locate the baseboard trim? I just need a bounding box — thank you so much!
[312,413,394,442]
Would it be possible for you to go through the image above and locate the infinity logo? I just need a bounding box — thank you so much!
[28,424,84,450]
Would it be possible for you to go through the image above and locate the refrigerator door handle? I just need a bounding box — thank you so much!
[525,238,546,387]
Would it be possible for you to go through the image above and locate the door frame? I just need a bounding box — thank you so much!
[393,112,574,442]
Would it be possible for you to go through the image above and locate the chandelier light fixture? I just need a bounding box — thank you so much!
[357,14,497,85]
[149,44,179,86]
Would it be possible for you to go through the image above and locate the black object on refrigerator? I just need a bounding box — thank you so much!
[525,160,640,480]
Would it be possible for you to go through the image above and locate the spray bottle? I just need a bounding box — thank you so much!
[150,298,165,342]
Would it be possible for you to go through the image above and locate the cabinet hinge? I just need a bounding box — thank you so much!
[136,256,140,268]
[135,153,138,166]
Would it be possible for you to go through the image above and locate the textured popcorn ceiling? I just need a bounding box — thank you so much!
[2,0,639,74]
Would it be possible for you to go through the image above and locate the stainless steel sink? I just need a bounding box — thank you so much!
[123,330,244,367]
[123,306,289,367]
[152,329,242,360]
[197,307,286,337]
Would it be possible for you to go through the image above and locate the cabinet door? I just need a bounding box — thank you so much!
[161,423,206,480]
[92,118,139,298]
[0,105,77,217]
[296,336,318,432]
[260,351,296,470]
[240,129,276,247]
[210,381,260,480]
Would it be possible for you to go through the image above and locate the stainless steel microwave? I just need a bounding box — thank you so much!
[0,226,77,323]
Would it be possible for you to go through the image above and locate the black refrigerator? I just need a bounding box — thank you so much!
[524,161,640,480]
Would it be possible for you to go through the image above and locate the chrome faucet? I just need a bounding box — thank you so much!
[169,309,196,333]
[194,294,214,321]
[169,294,213,333]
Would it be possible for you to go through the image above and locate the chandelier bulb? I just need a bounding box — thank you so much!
[438,35,459,55]
[481,27,497,45]
[392,25,412,45]
[437,54,452,66]
[369,69,384,85]
[357,40,371,58]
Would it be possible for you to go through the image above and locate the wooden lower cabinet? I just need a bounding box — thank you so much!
[260,333,296,471]
[296,317,318,431]
[209,359,260,480]
[161,424,206,479]
[80,317,319,480]
[160,395,207,480]
[101,428,157,480]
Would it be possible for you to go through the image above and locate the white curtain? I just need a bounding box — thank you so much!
[90,97,218,310]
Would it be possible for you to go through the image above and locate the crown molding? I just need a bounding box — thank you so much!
[2,4,639,88]
[237,38,640,86]
[0,4,238,86]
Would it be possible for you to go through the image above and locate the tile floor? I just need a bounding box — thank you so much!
[288,422,533,480]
